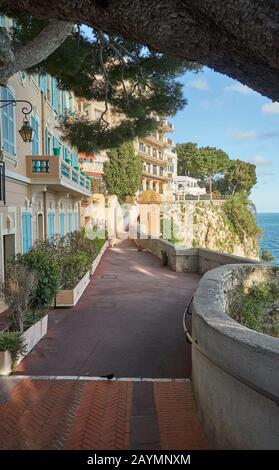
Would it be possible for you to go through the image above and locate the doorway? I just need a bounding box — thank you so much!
[3,234,15,278]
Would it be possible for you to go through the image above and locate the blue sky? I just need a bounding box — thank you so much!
[171,68,279,213]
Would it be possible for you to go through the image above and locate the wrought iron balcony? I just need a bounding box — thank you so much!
[26,155,91,196]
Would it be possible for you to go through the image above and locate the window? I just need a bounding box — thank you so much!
[74,211,79,231]
[139,142,145,152]
[47,76,52,102]
[158,151,163,160]
[95,109,102,120]
[69,94,74,114]
[61,90,66,116]
[152,148,157,158]
[31,116,39,155]
[72,153,78,166]
[59,212,65,236]
[0,16,6,27]
[53,136,61,153]
[39,74,47,95]
[153,165,158,175]
[1,86,16,156]
[68,212,73,232]
[146,145,151,155]
[22,212,32,253]
[159,167,164,176]
[52,78,58,112]
[168,165,174,173]
[48,212,55,240]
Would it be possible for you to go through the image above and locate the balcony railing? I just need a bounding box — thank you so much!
[138,149,168,167]
[26,155,91,194]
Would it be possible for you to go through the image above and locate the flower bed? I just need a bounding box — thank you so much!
[0,314,48,375]
[55,271,90,307]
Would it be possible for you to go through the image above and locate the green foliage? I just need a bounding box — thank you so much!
[160,218,182,244]
[261,248,275,263]
[60,252,91,290]
[3,11,201,151]
[223,194,262,243]
[228,282,279,337]
[0,332,26,368]
[103,141,142,203]
[175,142,200,176]
[15,248,61,311]
[215,159,257,196]
[175,142,257,199]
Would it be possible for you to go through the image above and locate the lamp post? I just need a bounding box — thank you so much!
[0,99,34,143]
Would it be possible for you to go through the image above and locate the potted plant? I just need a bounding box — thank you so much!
[0,264,49,375]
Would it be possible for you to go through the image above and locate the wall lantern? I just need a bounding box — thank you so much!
[0,99,34,143]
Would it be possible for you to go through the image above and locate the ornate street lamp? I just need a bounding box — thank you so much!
[0,99,34,143]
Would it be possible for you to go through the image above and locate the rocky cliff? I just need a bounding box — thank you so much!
[173,201,259,260]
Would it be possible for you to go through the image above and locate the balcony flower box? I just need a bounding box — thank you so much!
[53,147,60,156]
[0,314,48,376]
[74,165,80,171]
[65,158,71,164]
[90,240,109,275]
[55,271,90,307]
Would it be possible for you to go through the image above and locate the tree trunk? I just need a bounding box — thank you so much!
[0,20,73,84]
[209,176,212,201]
[0,1,279,99]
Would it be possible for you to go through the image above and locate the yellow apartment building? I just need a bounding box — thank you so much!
[0,70,91,288]
[135,118,176,202]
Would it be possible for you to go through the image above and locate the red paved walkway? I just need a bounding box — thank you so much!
[0,379,208,450]
[14,240,200,378]
[0,240,208,449]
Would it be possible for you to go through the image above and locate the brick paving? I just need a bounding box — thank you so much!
[0,239,208,449]
[0,379,208,450]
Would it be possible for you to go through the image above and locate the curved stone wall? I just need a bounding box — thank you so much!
[192,264,279,449]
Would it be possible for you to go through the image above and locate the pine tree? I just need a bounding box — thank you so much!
[103,142,142,203]
[0,9,201,151]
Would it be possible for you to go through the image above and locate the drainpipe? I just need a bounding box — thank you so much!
[41,90,45,154]
[43,189,47,240]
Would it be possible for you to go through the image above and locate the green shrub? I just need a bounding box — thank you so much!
[0,332,26,368]
[15,248,61,311]
[223,193,262,243]
[228,281,279,337]
[60,252,91,289]
[261,248,275,262]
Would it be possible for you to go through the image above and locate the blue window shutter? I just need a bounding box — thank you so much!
[68,212,72,233]
[22,212,32,253]
[62,90,66,116]
[31,117,39,155]
[39,74,47,94]
[48,212,55,239]
[59,213,65,236]
[71,153,77,166]
[69,94,74,114]
[52,78,58,111]
[74,211,79,231]
[1,87,15,155]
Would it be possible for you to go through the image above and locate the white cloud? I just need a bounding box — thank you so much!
[244,156,271,167]
[229,129,279,141]
[261,102,279,115]
[225,83,253,95]
[187,78,209,90]
[230,130,257,141]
